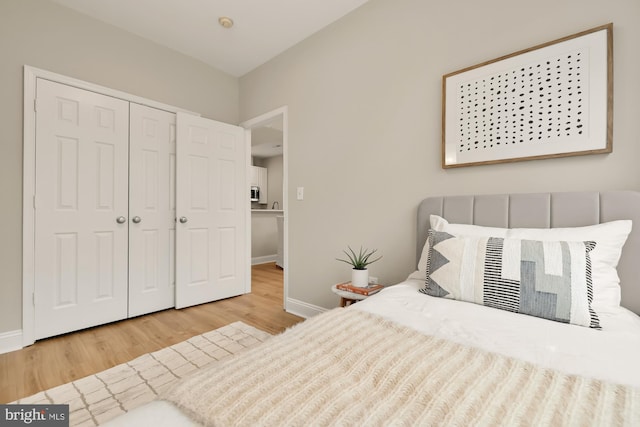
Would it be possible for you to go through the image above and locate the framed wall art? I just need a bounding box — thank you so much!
[442,23,613,168]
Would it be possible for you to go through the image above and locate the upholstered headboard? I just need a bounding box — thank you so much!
[417,191,640,315]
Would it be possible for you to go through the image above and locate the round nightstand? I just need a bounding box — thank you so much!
[331,284,369,307]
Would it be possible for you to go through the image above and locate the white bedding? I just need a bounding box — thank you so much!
[358,273,640,388]
[105,274,640,426]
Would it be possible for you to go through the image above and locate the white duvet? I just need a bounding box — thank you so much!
[357,273,640,388]
[105,274,640,426]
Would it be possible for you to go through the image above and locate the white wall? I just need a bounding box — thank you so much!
[0,0,239,334]
[239,0,640,309]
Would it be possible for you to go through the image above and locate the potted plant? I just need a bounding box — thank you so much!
[336,246,382,288]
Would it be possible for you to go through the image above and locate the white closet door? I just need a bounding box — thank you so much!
[175,113,247,308]
[128,104,176,317]
[34,79,129,340]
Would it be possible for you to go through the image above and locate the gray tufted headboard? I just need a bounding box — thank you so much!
[417,191,640,315]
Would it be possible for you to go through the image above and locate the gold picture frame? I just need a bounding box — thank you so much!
[442,23,613,168]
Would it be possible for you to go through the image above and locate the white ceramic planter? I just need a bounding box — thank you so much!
[351,268,369,288]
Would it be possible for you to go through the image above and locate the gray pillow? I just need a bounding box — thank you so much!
[420,230,600,329]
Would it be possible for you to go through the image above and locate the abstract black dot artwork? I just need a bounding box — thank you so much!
[442,24,612,168]
[457,50,585,153]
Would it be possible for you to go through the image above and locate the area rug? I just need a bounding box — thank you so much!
[11,322,272,426]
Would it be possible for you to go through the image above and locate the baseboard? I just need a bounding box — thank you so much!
[0,329,23,355]
[285,298,328,319]
[251,255,277,265]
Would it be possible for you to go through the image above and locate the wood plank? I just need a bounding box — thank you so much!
[0,263,302,403]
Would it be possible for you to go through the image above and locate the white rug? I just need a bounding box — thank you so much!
[12,322,272,426]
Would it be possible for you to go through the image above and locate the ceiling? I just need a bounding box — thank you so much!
[251,115,284,158]
[252,127,284,158]
[51,0,371,77]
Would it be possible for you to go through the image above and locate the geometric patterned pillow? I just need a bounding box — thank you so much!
[419,230,600,329]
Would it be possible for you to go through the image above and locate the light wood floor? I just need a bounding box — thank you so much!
[0,263,302,403]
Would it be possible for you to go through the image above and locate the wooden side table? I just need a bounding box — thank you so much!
[331,284,369,307]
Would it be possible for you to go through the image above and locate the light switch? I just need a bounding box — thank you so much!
[296,187,304,200]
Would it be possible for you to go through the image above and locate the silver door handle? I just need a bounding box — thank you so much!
[132,216,142,224]
[116,216,126,224]
[179,216,188,224]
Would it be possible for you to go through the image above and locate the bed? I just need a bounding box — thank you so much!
[105,190,640,426]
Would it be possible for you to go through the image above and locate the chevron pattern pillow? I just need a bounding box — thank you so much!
[420,230,600,329]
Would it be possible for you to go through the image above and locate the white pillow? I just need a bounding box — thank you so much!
[419,215,632,311]
[430,215,510,238]
[417,215,508,274]
[507,222,632,311]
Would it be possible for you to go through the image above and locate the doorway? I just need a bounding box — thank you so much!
[241,107,288,310]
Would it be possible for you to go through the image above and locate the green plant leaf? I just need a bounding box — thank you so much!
[336,245,382,269]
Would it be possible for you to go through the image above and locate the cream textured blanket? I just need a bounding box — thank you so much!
[162,308,640,426]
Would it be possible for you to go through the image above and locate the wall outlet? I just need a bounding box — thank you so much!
[369,276,378,285]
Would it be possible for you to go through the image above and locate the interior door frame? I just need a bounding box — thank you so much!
[22,65,198,347]
[240,107,289,311]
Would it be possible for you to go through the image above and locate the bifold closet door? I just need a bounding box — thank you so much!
[175,112,247,308]
[34,79,129,340]
[128,104,176,317]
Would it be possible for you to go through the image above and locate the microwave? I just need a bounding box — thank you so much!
[250,186,260,202]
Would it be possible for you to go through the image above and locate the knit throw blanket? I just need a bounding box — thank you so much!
[162,308,640,426]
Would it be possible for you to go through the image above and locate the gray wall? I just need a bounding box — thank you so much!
[0,0,239,333]
[239,0,640,309]
[264,155,284,210]
[251,156,283,259]
[251,214,278,259]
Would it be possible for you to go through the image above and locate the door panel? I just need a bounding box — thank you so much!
[96,142,116,209]
[54,233,78,306]
[176,113,247,308]
[34,79,129,340]
[128,103,176,317]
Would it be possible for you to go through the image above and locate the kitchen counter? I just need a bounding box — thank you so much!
[251,209,284,213]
